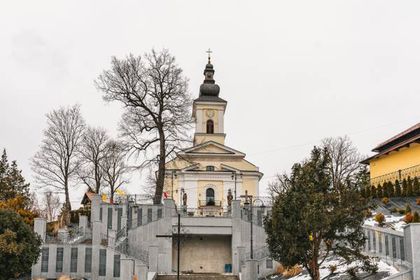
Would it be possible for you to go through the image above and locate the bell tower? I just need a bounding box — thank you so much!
[193,51,227,145]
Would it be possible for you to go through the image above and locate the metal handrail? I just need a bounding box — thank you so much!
[370,164,420,186]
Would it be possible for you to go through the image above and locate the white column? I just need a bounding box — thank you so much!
[405,223,420,280]
[34,218,47,242]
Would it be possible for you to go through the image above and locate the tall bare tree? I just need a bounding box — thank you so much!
[78,126,109,193]
[101,140,129,203]
[96,49,192,204]
[321,136,365,189]
[39,191,61,222]
[32,105,85,211]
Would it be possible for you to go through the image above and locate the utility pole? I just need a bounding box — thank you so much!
[156,213,181,280]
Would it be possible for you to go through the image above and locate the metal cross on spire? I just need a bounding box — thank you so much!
[206,48,212,63]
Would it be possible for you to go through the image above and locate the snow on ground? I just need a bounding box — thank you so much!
[268,257,399,280]
[364,213,407,232]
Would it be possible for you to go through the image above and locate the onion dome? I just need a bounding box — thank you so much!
[199,52,220,97]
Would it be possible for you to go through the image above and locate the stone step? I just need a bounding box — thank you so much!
[156,274,239,280]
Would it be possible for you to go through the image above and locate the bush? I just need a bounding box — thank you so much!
[382,197,390,205]
[374,213,385,226]
[398,208,406,215]
[416,197,420,206]
[390,207,397,214]
[329,264,337,274]
[395,180,402,197]
[413,211,420,223]
[405,204,412,214]
[413,177,420,196]
[404,212,413,223]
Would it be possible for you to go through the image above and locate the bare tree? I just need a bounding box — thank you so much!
[39,191,61,222]
[96,49,192,204]
[32,105,85,211]
[101,140,129,203]
[78,126,109,193]
[321,136,365,189]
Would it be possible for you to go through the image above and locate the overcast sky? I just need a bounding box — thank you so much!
[1,0,419,207]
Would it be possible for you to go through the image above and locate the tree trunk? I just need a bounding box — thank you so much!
[154,128,166,204]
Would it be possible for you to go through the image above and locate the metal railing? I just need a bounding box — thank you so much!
[371,165,420,186]
[178,207,231,217]
[198,200,222,207]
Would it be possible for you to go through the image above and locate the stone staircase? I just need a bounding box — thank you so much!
[156,274,239,280]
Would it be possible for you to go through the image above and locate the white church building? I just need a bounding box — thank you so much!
[31,57,276,280]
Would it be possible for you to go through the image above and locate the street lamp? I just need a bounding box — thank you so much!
[242,191,265,260]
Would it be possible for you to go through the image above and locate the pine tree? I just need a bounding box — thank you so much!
[395,180,402,197]
[0,149,31,203]
[383,182,389,198]
[377,183,383,198]
[387,181,395,197]
[371,185,377,198]
[407,177,414,197]
[365,185,371,198]
[402,179,408,197]
[413,177,420,196]
[265,146,376,280]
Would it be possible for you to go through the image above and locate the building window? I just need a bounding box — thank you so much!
[99,249,107,276]
[128,206,132,229]
[137,208,143,226]
[147,208,152,223]
[400,238,405,261]
[113,254,121,277]
[206,165,215,171]
[392,237,397,259]
[385,235,389,256]
[367,231,371,251]
[257,210,263,226]
[266,258,273,269]
[85,247,92,273]
[206,119,214,134]
[378,233,383,253]
[56,247,64,272]
[157,208,163,219]
[100,207,103,221]
[206,188,215,205]
[41,247,49,273]
[70,247,78,273]
[372,231,376,251]
[107,207,113,229]
[117,208,123,231]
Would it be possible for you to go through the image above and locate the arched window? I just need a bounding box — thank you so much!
[206,119,214,134]
[206,188,215,205]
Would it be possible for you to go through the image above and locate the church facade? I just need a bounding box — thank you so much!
[164,56,263,212]
[31,57,275,280]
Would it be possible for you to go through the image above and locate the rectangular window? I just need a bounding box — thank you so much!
[206,165,215,171]
[85,247,92,273]
[372,231,376,251]
[70,247,78,273]
[56,247,64,272]
[157,208,163,219]
[41,247,49,273]
[147,208,152,223]
[378,233,383,253]
[266,258,273,269]
[99,249,107,276]
[385,235,389,256]
[128,206,132,229]
[117,208,122,231]
[100,207,103,221]
[108,207,113,229]
[400,238,405,261]
[367,231,371,251]
[113,254,121,277]
[392,237,397,258]
[137,208,143,226]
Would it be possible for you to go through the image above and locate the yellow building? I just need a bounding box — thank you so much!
[362,123,420,186]
[163,56,263,209]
